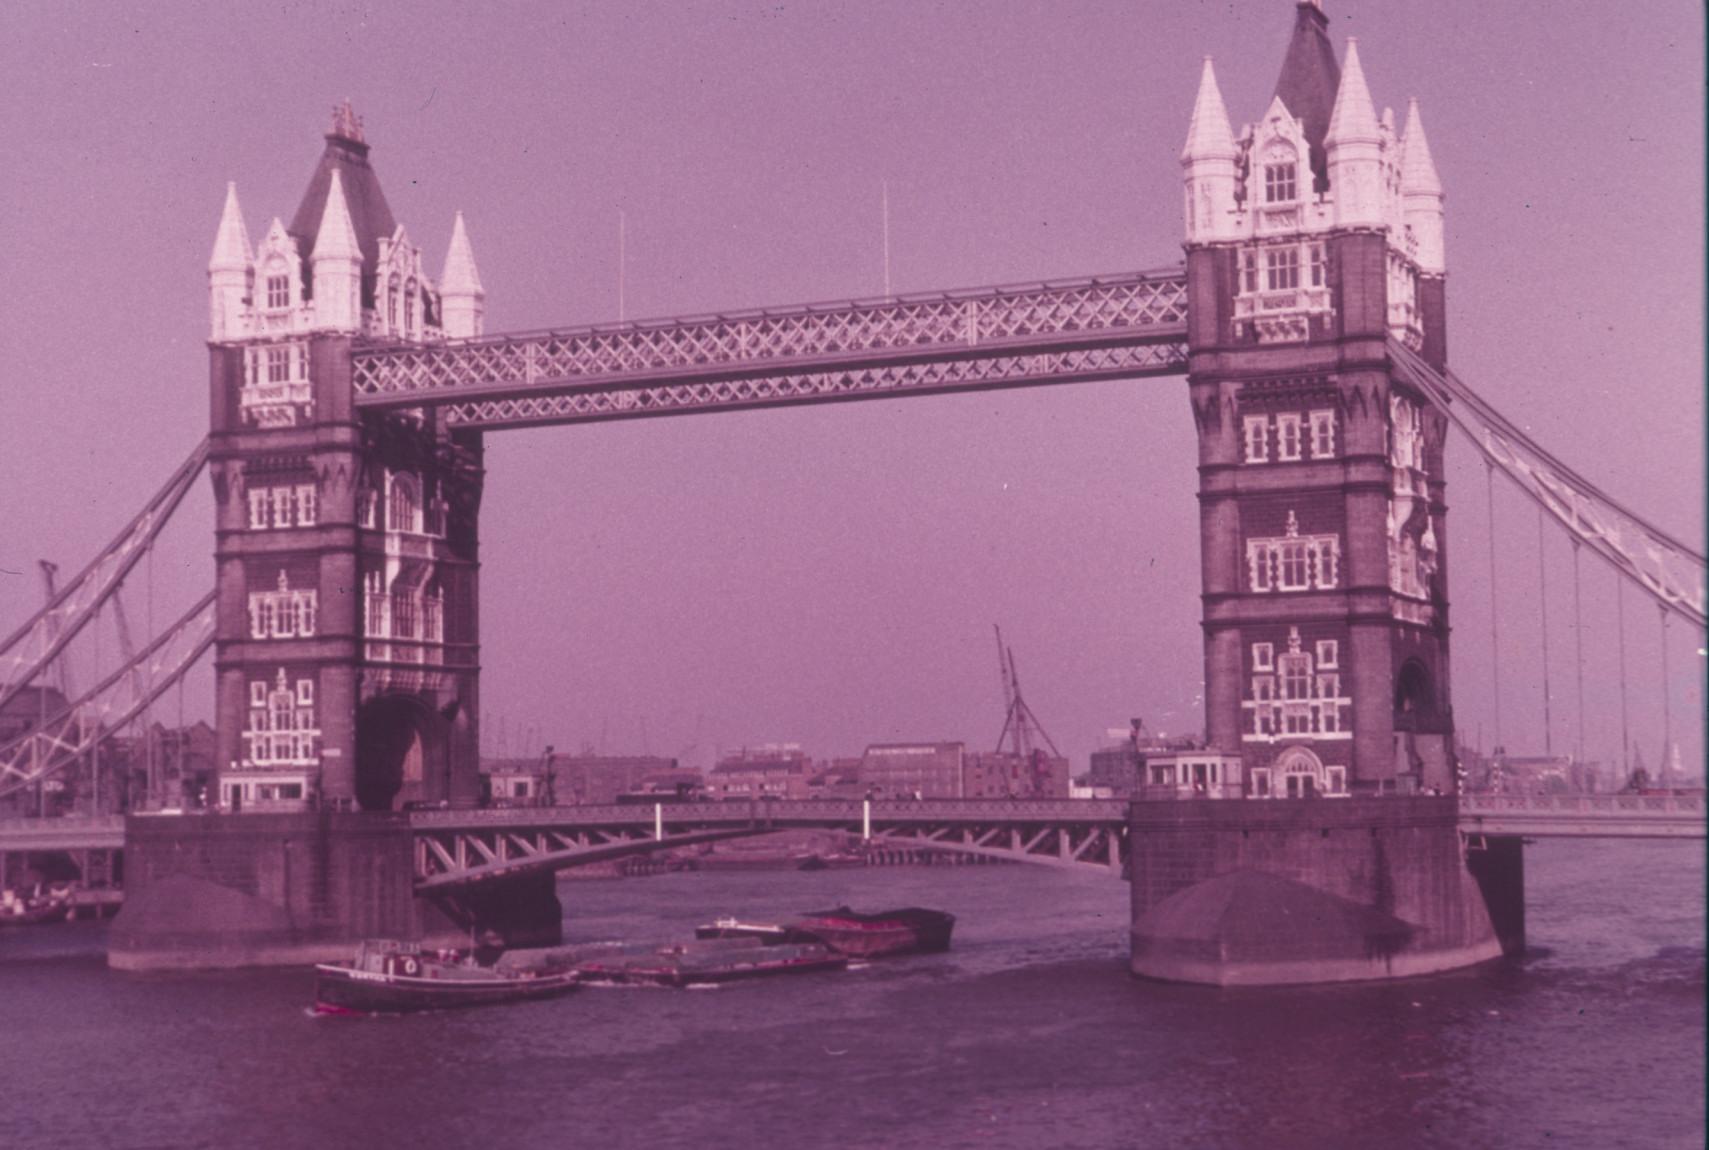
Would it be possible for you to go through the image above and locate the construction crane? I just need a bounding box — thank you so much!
[992,625,1062,761]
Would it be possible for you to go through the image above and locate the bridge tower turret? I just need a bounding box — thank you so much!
[205,101,485,814]
[1182,1,1455,799]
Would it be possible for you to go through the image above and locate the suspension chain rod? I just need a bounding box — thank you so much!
[1391,343,1705,629]
[1572,541,1585,768]
[0,439,209,713]
[0,591,216,797]
[1537,508,1553,757]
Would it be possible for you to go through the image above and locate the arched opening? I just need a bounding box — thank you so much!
[1272,745,1331,798]
[355,694,449,811]
[1394,658,1436,725]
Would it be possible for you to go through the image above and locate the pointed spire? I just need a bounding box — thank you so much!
[208,182,253,271]
[1325,38,1381,146]
[441,211,484,296]
[1400,97,1443,196]
[314,169,361,262]
[1181,58,1237,162]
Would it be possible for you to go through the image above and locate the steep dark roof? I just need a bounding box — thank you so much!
[288,118,397,304]
[1272,2,1342,193]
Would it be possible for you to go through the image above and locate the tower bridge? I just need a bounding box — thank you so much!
[1,2,1702,981]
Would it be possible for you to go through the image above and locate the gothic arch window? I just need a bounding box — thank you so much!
[387,471,421,534]
[404,278,417,334]
[387,275,401,332]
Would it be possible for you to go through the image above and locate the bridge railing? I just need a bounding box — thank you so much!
[1458,792,1705,816]
[409,798,1132,830]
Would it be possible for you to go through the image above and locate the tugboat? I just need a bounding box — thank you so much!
[313,939,580,1015]
[695,906,955,958]
[0,884,72,926]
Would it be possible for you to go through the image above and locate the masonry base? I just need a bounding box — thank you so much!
[1128,796,1519,986]
[106,812,559,971]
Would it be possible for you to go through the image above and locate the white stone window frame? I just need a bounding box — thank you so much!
[1243,416,1269,464]
[1309,410,1336,458]
[265,272,290,311]
[1263,161,1297,205]
[1265,247,1301,292]
[1326,766,1347,794]
[1252,642,1275,672]
[270,487,294,529]
[1240,249,1260,295]
[1246,535,1340,593]
[1309,243,1326,288]
[1276,413,1303,462]
[266,345,291,385]
[295,484,317,527]
[1315,639,1339,669]
[248,489,270,530]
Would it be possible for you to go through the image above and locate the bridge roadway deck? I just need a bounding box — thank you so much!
[1,795,1700,872]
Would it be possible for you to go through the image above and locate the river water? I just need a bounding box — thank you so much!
[2,839,1702,1149]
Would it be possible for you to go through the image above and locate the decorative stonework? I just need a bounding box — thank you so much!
[1242,627,1351,745]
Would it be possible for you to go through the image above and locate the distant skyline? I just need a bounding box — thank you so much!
[1,2,1702,776]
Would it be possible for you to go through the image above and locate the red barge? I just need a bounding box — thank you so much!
[696,906,955,958]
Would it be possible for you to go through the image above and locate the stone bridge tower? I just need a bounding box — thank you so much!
[1181,1,1454,799]
[206,103,486,813]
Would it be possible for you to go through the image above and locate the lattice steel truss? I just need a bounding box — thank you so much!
[0,592,216,798]
[1391,342,1707,628]
[0,440,208,715]
[410,799,1132,889]
[352,270,1189,427]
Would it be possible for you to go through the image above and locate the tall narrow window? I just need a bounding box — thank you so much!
[1252,643,1275,672]
[271,488,294,528]
[266,275,289,310]
[1309,410,1336,458]
[1240,249,1260,294]
[1309,243,1326,288]
[404,280,416,333]
[248,489,270,530]
[1281,654,1311,701]
[1243,416,1269,463]
[1276,414,1303,461]
[1264,163,1297,204]
[266,346,290,384]
[295,485,317,527]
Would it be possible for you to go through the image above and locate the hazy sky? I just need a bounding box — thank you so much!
[1,1,1702,775]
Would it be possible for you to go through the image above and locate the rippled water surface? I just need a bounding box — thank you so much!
[2,839,1702,1149]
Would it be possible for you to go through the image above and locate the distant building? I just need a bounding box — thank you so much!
[1086,720,1198,797]
[965,750,1070,799]
[709,744,812,800]
[809,758,867,799]
[860,742,966,799]
[0,686,69,745]
[482,757,549,805]
[1143,750,1245,799]
[549,753,694,804]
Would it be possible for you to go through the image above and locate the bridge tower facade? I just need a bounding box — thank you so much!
[1182,1,1454,798]
[205,104,487,814]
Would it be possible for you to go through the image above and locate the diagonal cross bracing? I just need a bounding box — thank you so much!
[1391,343,1706,628]
[0,591,217,798]
[351,270,1189,428]
[0,439,209,715]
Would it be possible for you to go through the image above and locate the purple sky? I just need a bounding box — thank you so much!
[1,2,1702,776]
